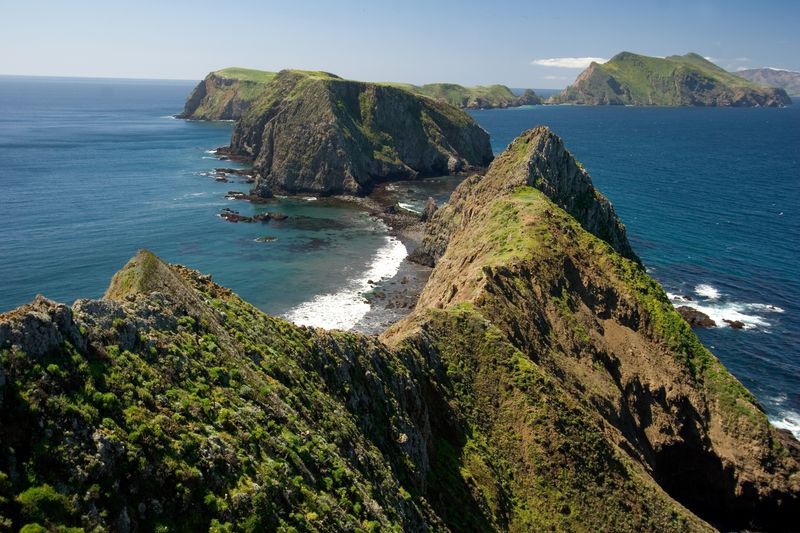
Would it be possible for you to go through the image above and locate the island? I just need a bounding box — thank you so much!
[179,68,541,120]
[549,52,792,106]
[1,127,797,532]
[224,69,493,196]
[388,82,542,109]
[735,67,800,97]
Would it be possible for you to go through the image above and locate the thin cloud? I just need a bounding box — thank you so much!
[544,75,568,80]
[735,57,750,62]
[703,56,717,62]
[531,57,608,69]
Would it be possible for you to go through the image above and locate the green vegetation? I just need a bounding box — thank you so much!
[181,67,540,120]
[213,67,277,84]
[2,126,797,531]
[386,83,542,109]
[230,69,492,195]
[551,51,791,106]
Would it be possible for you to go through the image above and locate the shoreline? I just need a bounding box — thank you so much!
[206,151,438,335]
[325,184,433,336]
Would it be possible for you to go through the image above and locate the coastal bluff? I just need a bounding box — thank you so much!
[227,70,493,196]
[178,68,541,121]
[2,127,798,532]
[550,52,792,107]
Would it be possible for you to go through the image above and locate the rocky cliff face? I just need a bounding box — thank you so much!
[2,128,798,532]
[735,68,800,97]
[177,68,276,120]
[551,52,792,107]
[411,126,637,266]
[229,70,494,196]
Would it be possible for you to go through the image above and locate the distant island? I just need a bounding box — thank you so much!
[178,67,541,121]
[735,68,800,97]
[550,52,791,107]
[387,82,542,109]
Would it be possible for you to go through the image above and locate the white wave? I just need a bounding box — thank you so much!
[283,235,407,330]
[768,398,800,439]
[160,115,177,119]
[204,149,218,154]
[748,303,785,313]
[694,284,720,300]
[667,292,784,330]
[398,202,421,214]
[302,197,318,202]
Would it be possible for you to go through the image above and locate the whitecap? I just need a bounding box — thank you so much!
[204,149,218,154]
[768,399,800,439]
[667,292,781,330]
[694,284,720,300]
[398,202,421,214]
[283,235,407,330]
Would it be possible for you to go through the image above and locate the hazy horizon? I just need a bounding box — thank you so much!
[2,0,799,89]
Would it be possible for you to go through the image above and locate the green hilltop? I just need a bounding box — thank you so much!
[550,52,792,106]
[179,68,541,120]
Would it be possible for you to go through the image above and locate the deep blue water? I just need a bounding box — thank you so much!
[0,77,798,436]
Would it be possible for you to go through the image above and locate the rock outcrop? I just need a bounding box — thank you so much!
[228,70,493,196]
[411,126,637,266]
[2,129,798,532]
[676,306,717,328]
[550,52,792,107]
[735,68,800,97]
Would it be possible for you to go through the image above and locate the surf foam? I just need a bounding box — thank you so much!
[668,285,784,330]
[283,235,407,330]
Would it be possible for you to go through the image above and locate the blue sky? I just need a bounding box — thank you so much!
[2,0,798,88]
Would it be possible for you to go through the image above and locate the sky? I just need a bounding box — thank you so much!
[2,0,798,88]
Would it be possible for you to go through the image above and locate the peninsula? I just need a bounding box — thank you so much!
[1,127,797,532]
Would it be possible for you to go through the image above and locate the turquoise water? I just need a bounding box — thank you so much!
[0,77,798,436]
[0,76,406,331]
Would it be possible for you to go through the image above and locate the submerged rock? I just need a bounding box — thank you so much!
[676,305,717,328]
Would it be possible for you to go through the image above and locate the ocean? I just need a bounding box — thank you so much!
[0,76,797,437]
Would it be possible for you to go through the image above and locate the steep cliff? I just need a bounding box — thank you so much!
[177,68,276,120]
[550,52,792,107]
[228,70,493,196]
[410,126,638,266]
[2,128,798,532]
[735,68,800,97]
